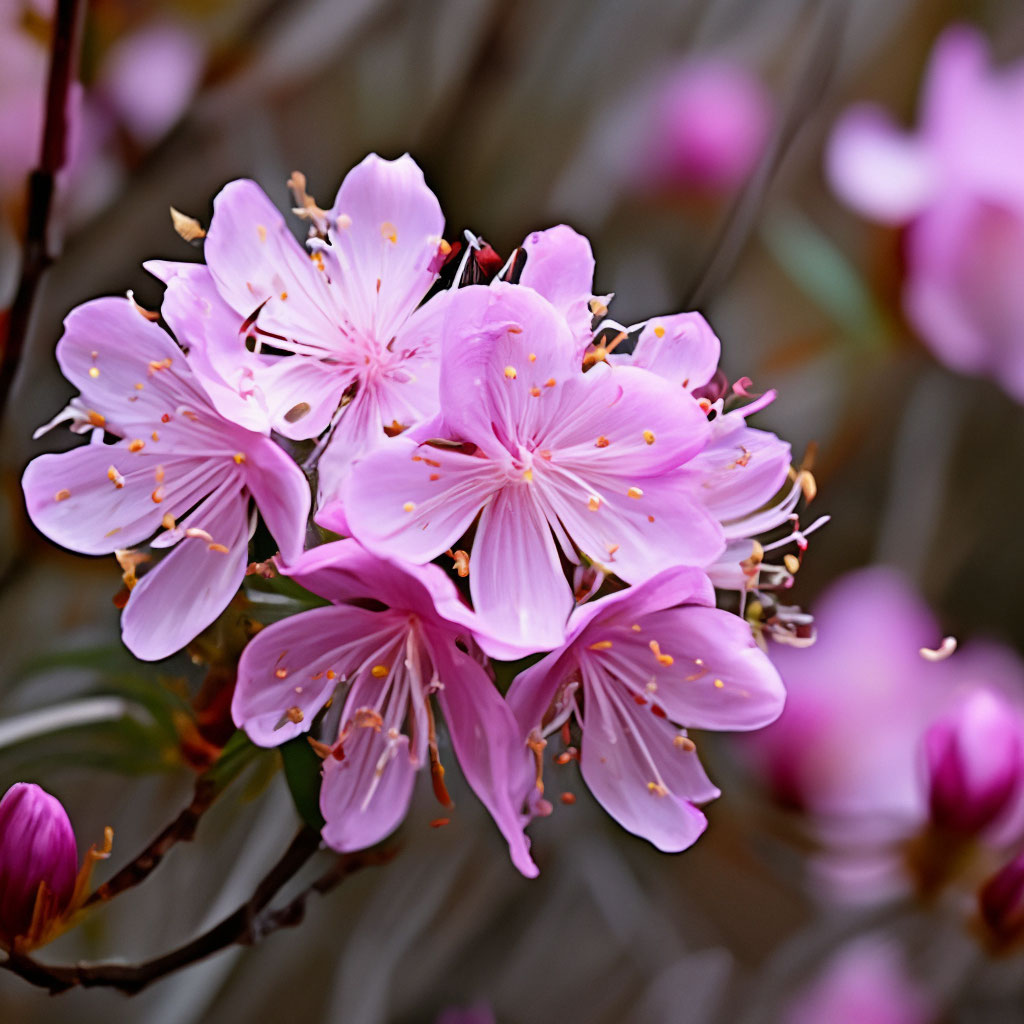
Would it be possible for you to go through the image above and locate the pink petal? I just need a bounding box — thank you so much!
[23,446,221,556]
[121,484,250,660]
[254,356,347,441]
[518,225,598,350]
[437,283,580,456]
[242,435,311,563]
[233,604,402,746]
[470,485,572,655]
[826,105,937,225]
[320,722,417,852]
[335,437,505,564]
[628,312,721,392]
[205,179,341,347]
[429,632,538,877]
[580,676,713,852]
[326,153,444,342]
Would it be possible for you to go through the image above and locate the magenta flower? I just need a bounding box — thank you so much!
[827,26,1024,400]
[637,60,772,194]
[22,297,310,660]
[0,784,77,953]
[152,154,450,500]
[784,937,933,1024]
[980,850,1024,946]
[329,282,723,654]
[508,567,785,852]
[231,540,537,877]
[925,687,1024,836]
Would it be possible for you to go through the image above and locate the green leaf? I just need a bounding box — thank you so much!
[280,736,325,830]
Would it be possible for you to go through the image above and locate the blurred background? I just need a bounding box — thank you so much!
[3,0,1024,1020]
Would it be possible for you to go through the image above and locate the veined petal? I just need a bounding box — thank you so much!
[205,179,341,347]
[518,225,598,351]
[233,604,402,746]
[470,485,571,655]
[241,435,311,563]
[23,446,223,556]
[580,673,713,852]
[255,356,347,441]
[326,153,445,342]
[629,312,721,392]
[335,438,505,564]
[320,721,416,852]
[121,483,250,660]
[429,632,538,877]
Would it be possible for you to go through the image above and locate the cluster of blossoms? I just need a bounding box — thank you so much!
[745,568,1024,946]
[828,25,1024,402]
[23,153,815,875]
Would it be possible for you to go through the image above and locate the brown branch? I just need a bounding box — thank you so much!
[84,777,221,908]
[1,827,392,996]
[0,0,84,421]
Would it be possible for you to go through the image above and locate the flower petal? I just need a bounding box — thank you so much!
[254,356,347,441]
[326,153,444,342]
[121,483,250,660]
[241,435,311,563]
[429,632,538,877]
[320,723,416,852]
[628,312,721,392]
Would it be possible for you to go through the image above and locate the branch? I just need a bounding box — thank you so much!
[0,0,84,420]
[1,827,393,996]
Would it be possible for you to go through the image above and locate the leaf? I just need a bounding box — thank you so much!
[280,736,325,830]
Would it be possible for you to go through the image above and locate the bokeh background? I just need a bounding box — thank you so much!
[3,0,1024,1021]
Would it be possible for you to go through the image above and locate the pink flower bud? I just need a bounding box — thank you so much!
[980,850,1024,945]
[0,783,78,951]
[924,688,1024,835]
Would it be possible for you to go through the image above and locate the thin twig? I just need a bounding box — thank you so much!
[0,0,84,421]
[1,827,392,996]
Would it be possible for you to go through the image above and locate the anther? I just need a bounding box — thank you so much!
[151,488,165,503]
[652,325,666,338]
[588,640,613,650]
[674,735,696,752]
[403,501,416,512]
[529,353,537,362]
[89,367,100,378]
[208,543,230,554]
[587,496,601,511]
[649,640,673,666]
[285,707,303,723]
[54,489,71,502]
[529,386,541,397]
[151,431,159,441]
[643,430,655,445]
[504,365,517,379]
[595,436,609,448]
[233,453,246,465]
[161,513,175,530]
[107,466,125,489]
[647,781,668,797]
[87,410,105,427]
[560,792,576,805]
[381,221,398,244]
[544,378,556,388]
[714,679,725,689]
[371,665,389,678]
[627,486,643,499]
[128,439,144,452]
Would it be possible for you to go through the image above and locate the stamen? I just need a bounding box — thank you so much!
[529,386,541,397]
[87,410,105,427]
[151,488,165,503]
[588,640,613,650]
[403,501,416,512]
[161,513,175,530]
[649,640,673,666]
[529,353,537,362]
[107,466,125,489]
[544,378,556,388]
[642,430,655,445]
[128,439,144,452]
[631,624,641,632]
[54,489,71,502]
[208,543,230,554]
[504,365,517,379]
[627,486,643,499]
[285,707,303,723]
[279,291,288,301]
[380,221,398,244]
[921,636,958,662]
[370,664,389,678]
[652,325,666,338]
[151,431,159,441]
[89,367,100,379]
[674,735,696,752]
[595,436,609,448]
[647,781,668,797]
[523,468,533,482]
[275,667,288,679]
[336,214,352,230]
[714,679,725,689]
[233,453,246,465]
[560,792,576,805]
[587,496,601,511]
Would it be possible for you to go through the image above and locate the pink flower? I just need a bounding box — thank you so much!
[508,567,785,852]
[153,154,450,500]
[636,60,773,194]
[231,540,536,877]
[924,687,1024,836]
[784,937,934,1024]
[0,784,77,953]
[827,26,1024,400]
[22,297,310,660]
[328,283,723,654]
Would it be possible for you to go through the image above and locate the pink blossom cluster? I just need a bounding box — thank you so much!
[22,154,811,875]
[828,25,1024,401]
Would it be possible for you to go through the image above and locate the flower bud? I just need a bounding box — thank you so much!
[0,783,78,952]
[979,851,1024,946]
[924,688,1024,835]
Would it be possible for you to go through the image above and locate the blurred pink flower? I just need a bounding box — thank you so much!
[232,539,536,877]
[0,783,77,953]
[979,849,1024,946]
[330,282,722,655]
[827,25,1024,400]
[784,937,934,1024]
[508,566,785,853]
[22,297,310,660]
[636,60,772,194]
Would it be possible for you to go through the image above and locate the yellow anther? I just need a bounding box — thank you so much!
[504,365,517,379]
[371,664,389,678]
[627,486,643,499]
[523,468,533,483]
[161,513,176,530]
[631,624,641,632]
[257,224,267,242]
[642,430,655,445]
[54,489,71,502]
[653,324,666,338]
[649,640,673,666]
[403,501,416,512]
[151,487,165,504]
[151,431,160,441]
[714,679,725,689]
[275,667,288,679]
[107,466,125,489]
[528,353,537,363]
[437,238,452,256]
[588,640,613,650]
[233,452,246,465]
[595,436,609,448]
[87,410,105,427]
[285,707,304,723]
[89,367,100,378]
[279,291,288,301]
[128,439,144,452]
[784,553,800,574]
[647,781,668,797]
[674,735,696,752]
[326,670,337,680]
[587,496,601,511]
[380,221,398,244]
[529,386,541,397]
[544,378,556,388]
[208,543,230,554]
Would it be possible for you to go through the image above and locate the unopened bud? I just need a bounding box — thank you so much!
[0,783,77,952]
[924,688,1024,835]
